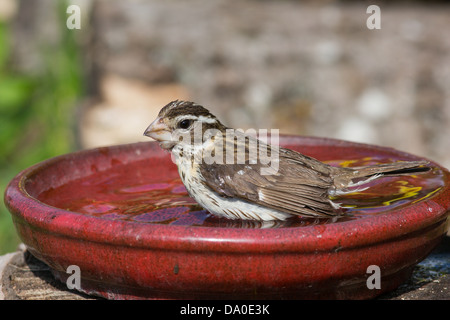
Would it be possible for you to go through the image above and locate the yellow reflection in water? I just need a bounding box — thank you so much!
[412,187,443,204]
[382,182,422,206]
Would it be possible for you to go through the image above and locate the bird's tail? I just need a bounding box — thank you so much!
[349,160,430,178]
[330,160,430,196]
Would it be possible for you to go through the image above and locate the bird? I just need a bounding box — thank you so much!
[143,100,429,221]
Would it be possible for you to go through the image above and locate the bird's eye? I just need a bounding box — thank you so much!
[177,119,193,129]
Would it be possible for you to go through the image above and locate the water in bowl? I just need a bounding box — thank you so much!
[38,157,445,228]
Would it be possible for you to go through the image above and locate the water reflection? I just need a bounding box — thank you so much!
[38,158,445,229]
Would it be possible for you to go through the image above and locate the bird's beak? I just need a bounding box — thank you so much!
[143,117,172,142]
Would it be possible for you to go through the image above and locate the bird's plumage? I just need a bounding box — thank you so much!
[144,100,429,221]
[199,138,336,218]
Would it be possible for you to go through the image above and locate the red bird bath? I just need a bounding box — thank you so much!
[4,136,450,299]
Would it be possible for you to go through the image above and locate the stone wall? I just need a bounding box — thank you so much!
[11,0,450,168]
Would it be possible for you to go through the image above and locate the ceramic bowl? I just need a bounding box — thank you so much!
[4,136,449,299]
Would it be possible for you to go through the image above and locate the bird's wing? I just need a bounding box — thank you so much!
[199,136,338,217]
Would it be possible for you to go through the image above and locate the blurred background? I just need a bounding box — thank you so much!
[1,0,449,254]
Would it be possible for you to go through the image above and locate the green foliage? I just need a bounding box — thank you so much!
[0,8,83,254]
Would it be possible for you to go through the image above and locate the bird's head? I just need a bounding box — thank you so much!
[144,100,226,150]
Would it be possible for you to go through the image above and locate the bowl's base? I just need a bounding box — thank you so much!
[50,265,415,300]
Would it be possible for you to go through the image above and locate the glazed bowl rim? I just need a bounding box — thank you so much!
[5,135,450,254]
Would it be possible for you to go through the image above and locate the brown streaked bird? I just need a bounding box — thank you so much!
[143,100,429,221]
